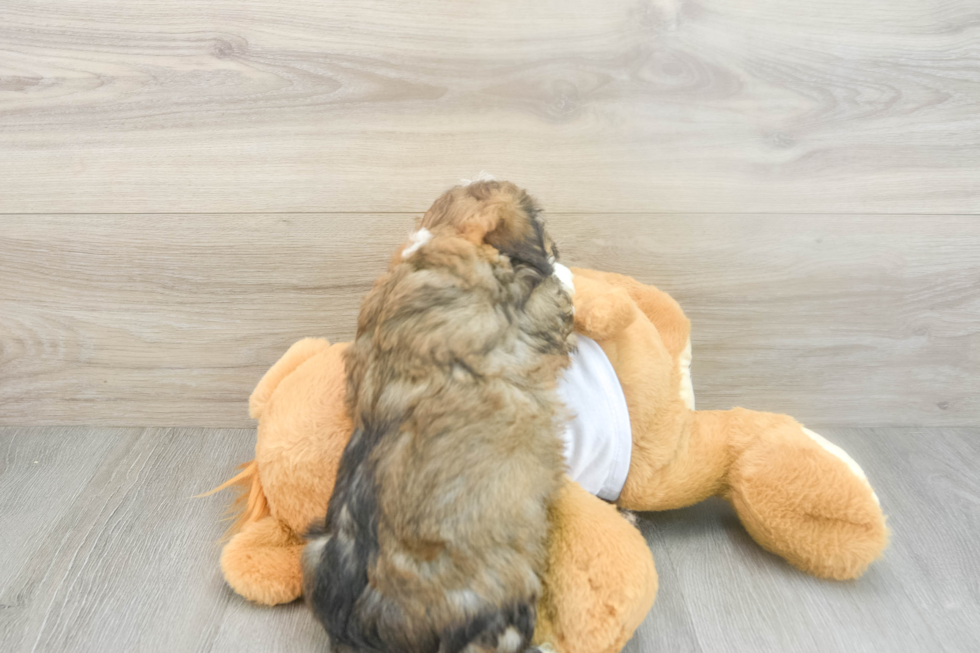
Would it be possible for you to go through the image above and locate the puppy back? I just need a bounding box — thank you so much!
[306,182,573,653]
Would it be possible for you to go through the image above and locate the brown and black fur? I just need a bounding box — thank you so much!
[302,181,575,653]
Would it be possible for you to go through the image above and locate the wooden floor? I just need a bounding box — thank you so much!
[2,0,979,651]
[1,426,977,652]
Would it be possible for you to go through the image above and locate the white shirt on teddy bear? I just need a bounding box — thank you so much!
[557,336,633,502]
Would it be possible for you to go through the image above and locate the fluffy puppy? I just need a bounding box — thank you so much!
[302,181,575,653]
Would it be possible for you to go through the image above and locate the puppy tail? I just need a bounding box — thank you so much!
[197,460,270,540]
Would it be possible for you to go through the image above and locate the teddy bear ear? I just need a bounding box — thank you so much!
[249,338,331,419]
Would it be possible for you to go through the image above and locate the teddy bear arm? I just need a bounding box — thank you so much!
[575,269,691,360]
[569,272,638,341]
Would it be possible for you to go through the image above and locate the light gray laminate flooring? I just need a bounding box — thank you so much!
[1,426,976,652]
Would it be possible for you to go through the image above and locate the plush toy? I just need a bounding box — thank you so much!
[213,268,887,653]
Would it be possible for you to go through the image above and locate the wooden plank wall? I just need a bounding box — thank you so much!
[1,0,978,427]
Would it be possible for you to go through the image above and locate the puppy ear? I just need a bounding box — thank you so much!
[486,209,553,278]
[420,181,526,244]
[421,181,554,276]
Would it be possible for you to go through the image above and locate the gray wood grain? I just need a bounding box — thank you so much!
[0,427,257,652]
[1,426,977,652]
[0,426,124,622]
[2,215,978,428]
[1,0,979,214]
[629,427,980,653]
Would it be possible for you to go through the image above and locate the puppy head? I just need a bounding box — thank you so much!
[417,180,558,278]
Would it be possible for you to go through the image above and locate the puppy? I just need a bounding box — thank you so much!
[302,181,575,653]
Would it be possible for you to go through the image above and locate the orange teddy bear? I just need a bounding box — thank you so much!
[213,268,887,653]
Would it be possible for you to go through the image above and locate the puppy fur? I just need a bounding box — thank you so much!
[303,181,576,653]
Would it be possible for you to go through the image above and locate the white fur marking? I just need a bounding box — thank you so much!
[304,535,328,558]
[446,588,483,613]
[678,338,695,410]
[497,627,523,653]
[338,504,353,528]
[402,228,432,259]
[536,644,558,653]
[459,171,495,186]
[301,534,329,574]
[802,427,880,506]
[620,509,639,527]
[551,261,575,295]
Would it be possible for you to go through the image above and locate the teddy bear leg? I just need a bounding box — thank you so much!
[534,481,657,653]
[721,409,888,580]
[220,515,306,605]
